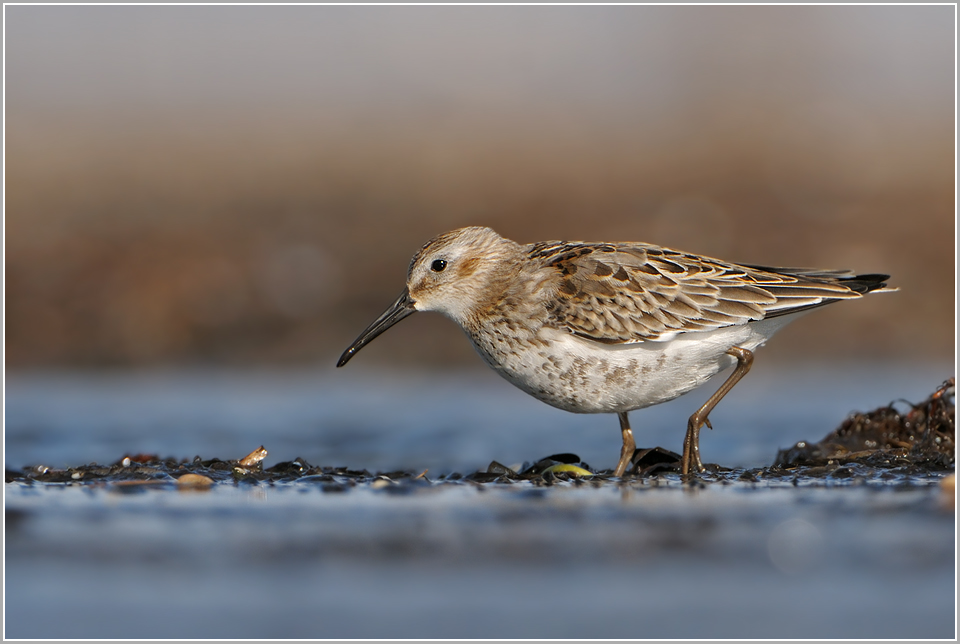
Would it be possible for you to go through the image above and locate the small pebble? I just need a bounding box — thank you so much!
[941,474,955,512]
[177,473,214,488]
[122,457,131,467]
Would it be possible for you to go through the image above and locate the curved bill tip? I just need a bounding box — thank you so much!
[336,289,417,367]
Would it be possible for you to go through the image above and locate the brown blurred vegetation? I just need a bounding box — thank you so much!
[4,6,956,368]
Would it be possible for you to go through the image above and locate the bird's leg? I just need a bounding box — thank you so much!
[681,346,754,475]
[614,412,636,477]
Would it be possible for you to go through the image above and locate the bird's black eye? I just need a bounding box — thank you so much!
[431,259,447,272]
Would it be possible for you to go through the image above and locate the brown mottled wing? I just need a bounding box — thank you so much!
[528,241,890,344]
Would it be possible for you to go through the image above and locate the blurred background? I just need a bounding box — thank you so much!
[4,10,956,638]
[4,4,955,368]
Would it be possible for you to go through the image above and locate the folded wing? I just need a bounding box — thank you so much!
[528,241,891,344]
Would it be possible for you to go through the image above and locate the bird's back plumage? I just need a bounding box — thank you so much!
[527,239,890,345]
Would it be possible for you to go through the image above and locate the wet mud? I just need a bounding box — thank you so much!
[7,378,954,490]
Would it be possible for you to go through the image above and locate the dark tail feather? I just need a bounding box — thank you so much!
[742,267,895,320]
[836,273,892,295]
[742,264,892,294]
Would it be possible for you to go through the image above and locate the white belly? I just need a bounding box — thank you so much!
[471,316,796,414]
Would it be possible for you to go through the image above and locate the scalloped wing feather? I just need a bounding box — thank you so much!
[529,241,890,344]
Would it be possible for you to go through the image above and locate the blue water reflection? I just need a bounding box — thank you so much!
[5,361,952,472]
[5,362,955,639]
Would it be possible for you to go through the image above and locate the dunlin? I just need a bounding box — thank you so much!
[337,227,893,476]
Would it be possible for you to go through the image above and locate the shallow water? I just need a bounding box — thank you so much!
[6,479,955,639]
[4,363,956,638]
[5,362,952,472]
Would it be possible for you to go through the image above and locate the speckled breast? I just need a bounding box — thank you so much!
[465,317,792,415]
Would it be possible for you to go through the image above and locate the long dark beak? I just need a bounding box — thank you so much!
[336,288,417,367]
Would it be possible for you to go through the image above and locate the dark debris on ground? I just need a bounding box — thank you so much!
[6,378,954,490]
[773,377,955,471]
